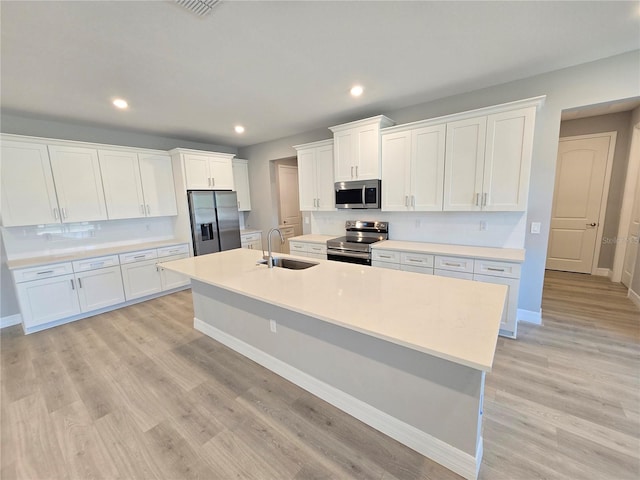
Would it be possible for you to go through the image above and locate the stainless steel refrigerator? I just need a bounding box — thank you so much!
[187,190,242,256]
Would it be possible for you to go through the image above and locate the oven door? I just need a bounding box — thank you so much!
[327,250,371,266]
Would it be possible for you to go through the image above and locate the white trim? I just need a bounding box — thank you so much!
[612,121,640,282]
[556,132,617,275]
[194,317,482,480]
[628,288,640,310]
[594,268,611,277]
[517,308,542,325]
[1,313,22,329]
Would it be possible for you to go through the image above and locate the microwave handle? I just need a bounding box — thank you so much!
[362,185,366,206]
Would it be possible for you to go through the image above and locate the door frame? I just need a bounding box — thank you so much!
[612,122,640,283]
[553,131,617,275]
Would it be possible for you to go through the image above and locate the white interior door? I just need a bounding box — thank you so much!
[547,135,613,273]
[278,165,301,235]
[621,166,640,287]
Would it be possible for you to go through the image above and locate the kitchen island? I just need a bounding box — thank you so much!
[160,248,507,480]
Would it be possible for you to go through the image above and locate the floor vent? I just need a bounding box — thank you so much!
[175,0,220,17]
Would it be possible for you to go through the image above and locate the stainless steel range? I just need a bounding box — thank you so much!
[326,220,388,265]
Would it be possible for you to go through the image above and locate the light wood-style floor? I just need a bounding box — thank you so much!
[1,270,638,479]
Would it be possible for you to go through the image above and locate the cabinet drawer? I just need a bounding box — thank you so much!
[400,264,434,275]
[289,242,307,253]
[119,249,158,264]
[14,262,74,283]
[241,233,261,243]
[434,269,474,281]
[371,250,400,263]
[372,260,401,270]
[157,244,189,258]
[434,255,474,273]
[400,252,434,268]
[72,255,120,272]
[473,259,521,279]
[308,244,326,255]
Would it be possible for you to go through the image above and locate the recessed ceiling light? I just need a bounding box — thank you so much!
[350,85,364,97]
[112,98,128,109]
[234,125,245,134]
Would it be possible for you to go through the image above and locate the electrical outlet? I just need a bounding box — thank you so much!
[269,319,277,333]
[480,221,488,231]
[531,222,541,234]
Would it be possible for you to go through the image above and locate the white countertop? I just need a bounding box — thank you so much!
[160,249,506,372]
[7,239,189,270]
[373,240,525,263]
[240,229,262,236]
[289,234,337,244]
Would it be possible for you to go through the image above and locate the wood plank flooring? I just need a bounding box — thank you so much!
[1,271,639,479]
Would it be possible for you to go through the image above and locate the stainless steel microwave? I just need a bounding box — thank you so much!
[335,180,381,209]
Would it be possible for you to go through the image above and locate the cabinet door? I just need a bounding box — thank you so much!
[473,274,519,337]
[412,125,446,211]
[315,143,335,210]
[159,253,190,290]
[297,149,318,210]
[48,145,108,222]
[139,153,178,217]
[16,274,81,329]
[208,157,234,190]
[482,107,535,212]
[355,124,380,180]
[76,266,125,312]
[1,141,60,226]
[381,131,411,211]
[184,154,212,189]
[232,159,252,211]
[120,259,162,301]
[334,130,355,182]
[98,149,145,220]
[443,117,487,211]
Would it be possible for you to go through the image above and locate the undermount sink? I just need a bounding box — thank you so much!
[257,257,318,270]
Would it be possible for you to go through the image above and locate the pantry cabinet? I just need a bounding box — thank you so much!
[179,150,235,190]
[330,115,395,181]
[48,145,108,222]
[1,141,60,226]
[232,159,252,211]
[294,139,335,211]
[381,124,446,211]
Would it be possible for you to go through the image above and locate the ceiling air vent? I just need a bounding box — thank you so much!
[175,0,220,17]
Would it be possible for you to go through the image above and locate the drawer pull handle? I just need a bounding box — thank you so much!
[379,255,391,259]
[37,270,54,275]
[408,259,421,262]
[487,267,505,272]
[133,255,146,259]
[89,262,104,268]
[443,262,461,267]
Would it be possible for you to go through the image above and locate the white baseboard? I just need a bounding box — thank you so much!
[517,308,542,325]
[594,268,611,277]
[195,317,481,480]
[628,288,640,310]
[1,313,22,329]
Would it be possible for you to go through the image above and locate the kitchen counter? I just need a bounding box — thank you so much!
[373,240,525,263]
[160,248,505,372]
[288,234,336,244]
[160,248,503,478]
[240,228,262,236]
[6,239,189,270]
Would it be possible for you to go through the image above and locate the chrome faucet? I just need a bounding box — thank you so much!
[266,228,284,268]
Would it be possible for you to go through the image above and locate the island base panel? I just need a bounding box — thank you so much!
[191,280,484,480]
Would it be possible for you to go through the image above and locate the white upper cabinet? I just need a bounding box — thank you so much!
[181,150,235,190]
[98,149,145,219]
[48,145,108,222]
[443,105,537,212]
[330,115,395,182]
[482,107,536,211]
[232,158,252,211]
[382,124,446,211]
[1,141,60,226]
[138,153,178,217]
[294,139,335,211]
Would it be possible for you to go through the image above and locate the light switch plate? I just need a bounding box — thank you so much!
[531,222,541,234]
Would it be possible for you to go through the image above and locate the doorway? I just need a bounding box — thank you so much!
[271,158,302,254]
[546,132,616,273]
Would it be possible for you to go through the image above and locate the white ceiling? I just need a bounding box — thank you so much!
[1,1,639,148]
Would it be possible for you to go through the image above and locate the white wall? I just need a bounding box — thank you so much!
[239,50,640,318]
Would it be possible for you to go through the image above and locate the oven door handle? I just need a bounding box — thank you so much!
[327,250,371,259]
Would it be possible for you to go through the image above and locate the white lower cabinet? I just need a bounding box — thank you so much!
[241,232,263,251]
[75,266,125,312]
[434,269,474,281]
[120,258,163,301]
[157,249,190,290]
[288,240,326,260]
[15,272,81,330]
